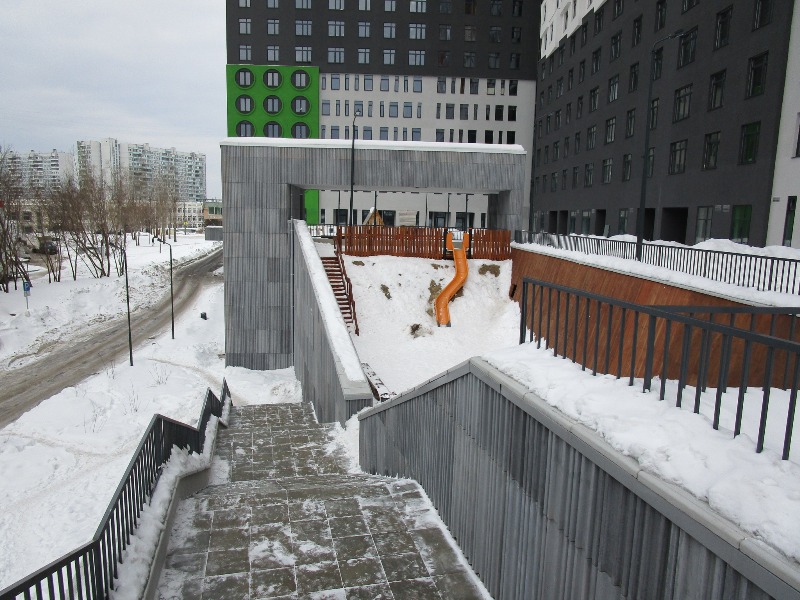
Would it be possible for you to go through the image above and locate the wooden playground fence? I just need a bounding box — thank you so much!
[335,226,511,261]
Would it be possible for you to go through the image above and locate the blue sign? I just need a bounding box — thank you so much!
[23,281,31,292]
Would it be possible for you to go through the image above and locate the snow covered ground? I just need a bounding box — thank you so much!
[1,232,799,590]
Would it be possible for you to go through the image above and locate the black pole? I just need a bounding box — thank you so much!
[349,110,361,226]
[163,240,175,339]
[374,190,378,225]
[465,194,470,231]
[636,29,683,261]
[124,246,133,366]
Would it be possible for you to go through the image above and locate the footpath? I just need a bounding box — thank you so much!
[156,402,487,599]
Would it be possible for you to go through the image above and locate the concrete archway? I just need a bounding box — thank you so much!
[221,138,526,369]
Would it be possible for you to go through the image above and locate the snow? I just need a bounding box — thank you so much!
[221,136,526,155]
[2,232,799,591]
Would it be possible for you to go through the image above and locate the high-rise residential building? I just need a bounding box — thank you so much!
[225,0,538,227]
[7,149,75,192]
[533,0,798,247]
[76,138,207,203]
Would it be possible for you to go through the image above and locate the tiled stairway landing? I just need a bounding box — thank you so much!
[156,403,487,599]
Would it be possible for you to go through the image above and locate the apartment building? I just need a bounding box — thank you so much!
[76,138,207,204]
[533,0,796,247]
[7,149,75,191]
[226,0,538,227]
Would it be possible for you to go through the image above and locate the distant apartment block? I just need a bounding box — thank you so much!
[7,149,75,191]
[76,138,207,204]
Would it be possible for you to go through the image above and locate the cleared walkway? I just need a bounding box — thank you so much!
[156,403,487,599]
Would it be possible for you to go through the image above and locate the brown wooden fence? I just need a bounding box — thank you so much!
[335,226,511,260]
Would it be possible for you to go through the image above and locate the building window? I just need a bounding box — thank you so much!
[715,6,732,49]
[746,53,768,98]
[464,52,476,67]
[266,46,280,61]
[652,47,663,80]
[783,197,797,246]
[239,45,252,61]
[296,20,312,35]
[357,48,371,63]
[358,21,371,37]
[587,125,597,150]
[576,96,583,119]
[265,96,282,114]
[618,208,629,233]
[438,50,450,66]
[796,119,800,157]
[579,60,585,82]
[594,8,604,34]
[613,0,624,19]
[469,78,479,94]
[439,24,451,40]
[677,29,697,68]
[589,87,599,112]
[649,98,659,129]
[410,0,427,12]
[440,0,452,13]
[669,140,688,174]
[488,53,500,69]
[404,102,413,118]
[655,0,666,31]
[610,32,622,60]
[708,70,725,110]
[509,53,521,69]
[682,0,698,13]
[629,62,639,92]
[602,158,613,183]
[380,127,389,140]
[412,128,422,141]
[264,122,282,137]
[591,48,602,74]
[292,123,310,139]
[584,163,594,187]
[236,95,253,114]
[384,22,396,37]
[702,131,721,170]
[235,68,253,87]
[753,0,773,29]
[575,131,580,154]
[622,154,632,181]
[328,47,344,63]
[409,50,425,65]
[331,74,341,90]
[329,0,344,8]
[487,0,501,15]
[673,84,692,122]
[464,25,477,41]
[605,117,616,144]
[264,69,283,88]
[512,0,522,16]
[511,26,521,44]
[739,122,761,164]
[295,46,312,62]
[389,102,399,117]
[239,18,252,34]
[236,121,254,136]
[608,75,619,103]
[731,205,752,243]
[296,0,311,7]
[266,19,279,34]
[321,100,331,115]
[696,206,713,242]
[328,20,345,36]
[384,49,395,64]
[625,108,635,137]
[647,147,655,177]
[409,23,426,38]
[632,16,642,46]
[239,0,250,6]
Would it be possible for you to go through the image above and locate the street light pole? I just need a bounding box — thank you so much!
[636,29,683,261]
[348,110,362,226]
[123,245,133,366]
[162,239,175,339]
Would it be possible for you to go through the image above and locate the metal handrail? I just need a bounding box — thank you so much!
[0,380,231,600]
[519,278,799,460]
[334,231,360,336]
[515,232,800,295]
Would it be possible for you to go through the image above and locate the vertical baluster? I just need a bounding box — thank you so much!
[617,308,626,379]
[659,320,672,400]
[629,312,639,386]
[554,289,561,358]
[783,353,799,460]
[757,347,775,453]
[573,295,581,364]
[605,304,613,374]
[592,300,601,375]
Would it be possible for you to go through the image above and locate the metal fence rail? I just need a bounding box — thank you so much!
[515,231,800,295]
[0,380,230,600]
[519,278,799,460]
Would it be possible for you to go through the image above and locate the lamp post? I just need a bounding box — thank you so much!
[348,110,362,226]
[636,29,684,261]
[123,244,133,366]
[162,239,175,339]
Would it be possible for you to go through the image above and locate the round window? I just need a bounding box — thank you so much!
[291,96,310,115]
[236,121,254,137]
[264,95,282,115]
[292,122,311,139]
[236,95,254,114]
[235,68,254,88]
[264,69,282,88]
[264,122,283,138]
[291,69,310,89]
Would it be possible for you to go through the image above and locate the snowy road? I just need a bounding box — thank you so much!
[0,247,223,428]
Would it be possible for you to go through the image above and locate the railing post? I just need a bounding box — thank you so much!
[643,315,657,392]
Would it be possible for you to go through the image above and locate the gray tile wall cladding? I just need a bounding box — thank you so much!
[359,359,799,600]
[223,142,527,370]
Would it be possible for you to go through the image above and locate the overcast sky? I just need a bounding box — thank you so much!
[0,1,227,197]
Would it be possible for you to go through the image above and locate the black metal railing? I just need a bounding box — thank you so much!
[519,278,799,460]
[0,380,231,600]
[514,231,800,295]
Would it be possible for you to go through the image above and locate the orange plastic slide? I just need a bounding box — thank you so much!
[435,232,470,327]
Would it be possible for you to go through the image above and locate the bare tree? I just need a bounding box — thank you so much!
[0,147,30,292]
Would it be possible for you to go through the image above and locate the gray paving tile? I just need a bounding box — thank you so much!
[250,567,297,598]
[295,561,343,594]
[203,572,250,599]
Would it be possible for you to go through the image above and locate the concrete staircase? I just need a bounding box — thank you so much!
[321,256,356,330]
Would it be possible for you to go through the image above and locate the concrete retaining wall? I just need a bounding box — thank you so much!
[359,359,800,600]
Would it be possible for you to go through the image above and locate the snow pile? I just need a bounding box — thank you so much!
[345,254,520,394]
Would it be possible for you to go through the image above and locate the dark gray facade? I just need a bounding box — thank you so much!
[222,138,526,370]
[532,0,795,246]
[227,0,538,81]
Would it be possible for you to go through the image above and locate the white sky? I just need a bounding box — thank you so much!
[0,1,227,197]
